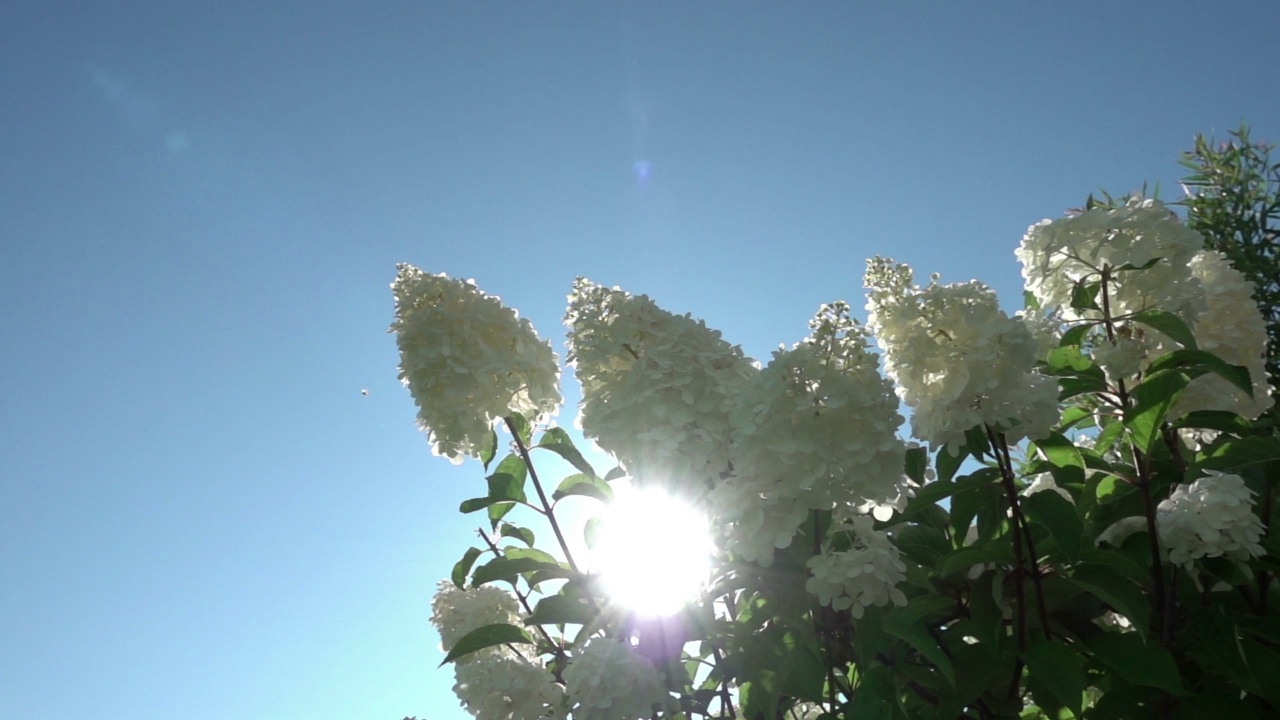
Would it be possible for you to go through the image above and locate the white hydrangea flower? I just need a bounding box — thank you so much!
[709,475,811,567]
[430,581,522,659]
[1017,198,1205,322]
[1173,250,1273,419]
[1023,473,1074,504]
[864,258,1059,452]
[805,515,908,618]
[566,278,757,498]
[1157,471,1265,569]
[563,638,669,720]
[452,651,565,720]
[1091,335,1147,384]
[391,265,561,463]
[787,702,828,720]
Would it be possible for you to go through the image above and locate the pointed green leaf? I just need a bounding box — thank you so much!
[1033,431,1085,486]
[1146,349,1253,397]
[471,555,569,587]
[1025,639,1085,717]
[440,623,534,665]
[1125,369,1190,453]
[1067,566,1150,638]
[884,613,955,686]
[505,413,533,447]
[525,594,595,626]
[535,427,598,478]
[553,473,613,503]
[452,547,483,589]
[1087,632,1187,695]
[1059,323,1095,348]
[1022,490,1084,558]
[479,426,498,470]
[1131,310,1197,350]
[499,524,536,547]
[459,496,493,513]
[1071,280,1101,312]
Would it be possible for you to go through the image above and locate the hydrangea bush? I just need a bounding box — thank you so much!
[394,194,1280,720]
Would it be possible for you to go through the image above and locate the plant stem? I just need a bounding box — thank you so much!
[987,426,1051,641]
[504,416,581,575]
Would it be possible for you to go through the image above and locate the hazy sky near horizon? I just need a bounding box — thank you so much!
[3,2,1279,718]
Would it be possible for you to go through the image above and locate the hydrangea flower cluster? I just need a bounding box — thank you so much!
[805,515,908,618]
[452,652,565,720]
[391,265,561,463]
[563,638,669,720]
[713,303,907,565]
[1172,250,1273,419]
[1016,198,1205,322]
[1157,471,1265,569]
[566,278,758,497]
[429,581,522,657]
[432,582,564,720]
[864,257,1058,451]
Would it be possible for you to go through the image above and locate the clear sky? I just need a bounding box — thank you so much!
[2,2,1278,718]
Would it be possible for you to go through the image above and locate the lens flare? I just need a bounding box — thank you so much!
[592,485,712,616]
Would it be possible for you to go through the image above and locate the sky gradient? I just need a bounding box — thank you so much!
[3,2,1279,718]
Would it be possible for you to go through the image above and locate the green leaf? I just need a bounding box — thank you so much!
[525,594,595,626]
[488,501,515,527]
[1032,431,1085,486]
[535,427,598,478]
[936,542,1012,577]
[471,555,569,587]
[884,613,956,686]
[604,465,627,481]
[459,496,493,513]
[894,524,953,566]
[1146,349,1253,397]
[1024,639,1085,717]
[1172,410,1255,434]
[1067,566,1150,639]
[1130,310,1198,350]
[451,547,483,588]
[440,622,534,665]
[486,472,527,504]
[1087,632,1187,695]
[1195,436,1280,476]
[499,524,535,547]
[1047,345,1094,373]
[937,445,968,483]
[904,445,929,483]
[1022,491,1084,558]
[1124,369,1190,454]
[902,480,956,521]
[552,473,613,503]
[479,426,498,470]
[1059,323,1094,348]
[1071,280,1101,312]
[506,413,534,447]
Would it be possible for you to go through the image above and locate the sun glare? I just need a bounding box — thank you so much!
[592,485,713,617]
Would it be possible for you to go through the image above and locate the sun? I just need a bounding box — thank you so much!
[591,485,714,617]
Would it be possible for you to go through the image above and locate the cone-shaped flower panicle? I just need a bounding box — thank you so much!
[1017,198,1204,322]
[565,278,757,497]
[1157,470,1265,569]
[563,637,669,720]
[451,652,565,720]
[391,265,561,464]
[1173,250,1273,419]
[713,303,908,565]
[429,581,523,659]
[864,257,1058,452]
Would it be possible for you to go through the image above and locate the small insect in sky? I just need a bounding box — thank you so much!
[361,389,370,396]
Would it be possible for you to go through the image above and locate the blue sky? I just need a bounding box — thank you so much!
[2,2,1278,718]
